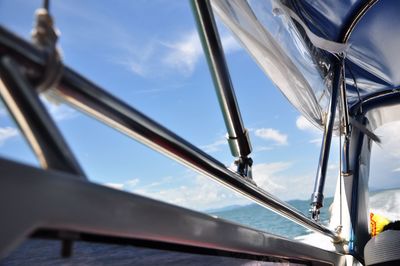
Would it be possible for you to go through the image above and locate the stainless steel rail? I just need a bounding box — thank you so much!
[0,25,340,241]
[339,61,351,175]
[191,0,252,166]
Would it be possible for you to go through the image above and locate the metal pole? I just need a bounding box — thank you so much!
[191,0,253,177]
[0,56,86,178]
[0,25,339,240]
[310,61,342,221]
[339,61,351,175]
[340,61,350,136]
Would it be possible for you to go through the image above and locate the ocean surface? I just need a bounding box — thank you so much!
[209,197,333,239]
[2,189,400,265]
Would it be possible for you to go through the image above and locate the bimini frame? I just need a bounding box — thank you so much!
[0,23,339,240]
[0,22,337,239]
[0,21,346,263]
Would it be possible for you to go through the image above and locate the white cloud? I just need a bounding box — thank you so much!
[128,61,147,77]
[309,138,323,146]
[253,161,337,200]
[114,39,162,79]
[296,115,324,146]
[162,31,203,76]
[201,138,227,153]
[125,178,140,187]
[53,2,243,81]
[101,158,337,211]
[370,121,400,189]
[252,162,290,191]
[220,34,242,53]
[296,115,319,133]
[131,175,247,211]
[114,29,242,78]
[104,178,140,191]
[40,96,78,122]
[255,128,288,145]
[255,146,274,152]
[47,104,77,121]
[0,127,19,146]
[328,164,338,171]
[162,30,242,77]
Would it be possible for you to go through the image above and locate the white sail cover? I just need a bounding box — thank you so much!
[211,0,333,129]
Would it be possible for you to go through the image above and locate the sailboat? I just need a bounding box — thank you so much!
[0,0,399,265]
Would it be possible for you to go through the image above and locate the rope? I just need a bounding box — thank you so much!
[31,0,63,93]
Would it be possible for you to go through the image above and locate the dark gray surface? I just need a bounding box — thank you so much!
[364,230,400,265]
[1,239,304,266]
[0,158,344,265]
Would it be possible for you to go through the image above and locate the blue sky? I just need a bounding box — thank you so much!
[0,0,397,211]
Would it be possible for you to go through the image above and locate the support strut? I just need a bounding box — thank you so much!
[191,0,253,179]
[310,59,342,221]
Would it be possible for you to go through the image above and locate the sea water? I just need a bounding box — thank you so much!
[209,198,333,239]
[210,189,400,240]
[2,190,400,265]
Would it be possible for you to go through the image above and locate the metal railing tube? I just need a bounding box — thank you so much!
[191,0,252,160]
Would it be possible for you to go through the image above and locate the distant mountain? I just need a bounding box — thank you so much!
[370,187,400,194]
[205,197,335,214]
[205,204,250,213]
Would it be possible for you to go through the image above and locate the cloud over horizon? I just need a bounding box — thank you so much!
[370,121,400,189]
[116,29,242,78]
[255,128,288,145]
[296,115,323,145]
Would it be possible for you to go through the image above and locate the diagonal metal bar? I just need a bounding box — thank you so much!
[0,25,339,241]
[310,60,342,221]
[191,0,253,177]
[0,56,86,178]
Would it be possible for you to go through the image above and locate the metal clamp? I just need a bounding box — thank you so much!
[226,129,252,158]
